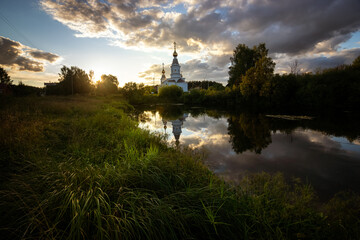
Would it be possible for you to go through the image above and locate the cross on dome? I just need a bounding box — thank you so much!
[173,42,178,57]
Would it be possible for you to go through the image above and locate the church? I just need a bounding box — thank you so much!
[159,42,188,92]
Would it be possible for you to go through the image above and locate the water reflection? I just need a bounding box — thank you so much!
[162,113,188,146]
[138,106,360,200]
[228,114,272,154]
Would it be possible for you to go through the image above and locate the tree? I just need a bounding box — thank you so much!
[58,66,93,94]
[96,74,119,94]
[289,60,300,75]
[228,44,255,87]
[120,82,146,104]
[0,67,12,85]
[158,85,183,101]
[228,43,270,87]
[240,51,275,98]
[352,55,360,68]
[188,81,224,90]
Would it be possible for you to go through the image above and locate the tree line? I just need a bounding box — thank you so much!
[2,43,360,112]
[184,43,360,112]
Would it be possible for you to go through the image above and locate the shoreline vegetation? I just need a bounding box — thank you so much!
[1,96,360,239]
[2,46,360,114]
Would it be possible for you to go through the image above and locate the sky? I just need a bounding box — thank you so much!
[1,0,360,87]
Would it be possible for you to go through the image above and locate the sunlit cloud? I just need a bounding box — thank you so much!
[40,0,360,83]
[0,36,60,72]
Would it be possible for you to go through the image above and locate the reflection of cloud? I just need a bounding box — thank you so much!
[40,0,360,83]
[0,36,60,72]
[211,130,360,200]
[183,115,228,134]
[139,110,360,200]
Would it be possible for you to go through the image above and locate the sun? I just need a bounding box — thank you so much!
[89,67,107,84]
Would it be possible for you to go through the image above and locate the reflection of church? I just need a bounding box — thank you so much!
[162,113,188,145]
[159,42,188,92]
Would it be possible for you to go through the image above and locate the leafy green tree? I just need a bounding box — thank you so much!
[0,67,12,85]
[184,88,205,104]
[228,43,270,87]
[120,82,146,104]
[158,85,183,101]
[96,74,119,94]
[58,66,93,94]
[240,55,275,98]
[228,44,255,87]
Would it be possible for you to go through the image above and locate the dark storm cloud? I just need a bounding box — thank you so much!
[40,0,360,53]
[276,48,360,73]
[226,0,360,54]
[0,36,59,72]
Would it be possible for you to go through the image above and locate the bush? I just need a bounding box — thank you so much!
[158,85,183,102]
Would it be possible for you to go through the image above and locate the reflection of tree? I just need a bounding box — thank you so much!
[227,114,272,154]
[157,105,184,120]
[187,107,205,118]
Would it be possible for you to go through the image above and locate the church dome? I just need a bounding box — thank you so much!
[173,50,178,57]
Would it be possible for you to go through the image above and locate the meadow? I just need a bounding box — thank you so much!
[1,96,359,239]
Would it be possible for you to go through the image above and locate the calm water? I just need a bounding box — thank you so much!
[138,105,360,200]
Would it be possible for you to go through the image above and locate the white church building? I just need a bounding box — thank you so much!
[159,42,188,92]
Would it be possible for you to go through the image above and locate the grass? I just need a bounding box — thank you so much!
[0,95,359,239]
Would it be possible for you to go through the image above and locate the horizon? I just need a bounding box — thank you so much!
[1,0,360,87]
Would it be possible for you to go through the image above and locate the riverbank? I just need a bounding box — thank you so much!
[1,96,359,239]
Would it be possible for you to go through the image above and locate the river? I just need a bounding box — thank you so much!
[137,105,360,200]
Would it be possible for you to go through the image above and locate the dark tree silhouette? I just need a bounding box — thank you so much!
[0,67,12,85]
[353,55,360,68]
[58,66,93,94]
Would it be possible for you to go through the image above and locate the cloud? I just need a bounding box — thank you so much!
[0,36,60,72]
[138,56,229,84]
[40,0,360,82]
[275,48,360,73]
[29,51,59,62]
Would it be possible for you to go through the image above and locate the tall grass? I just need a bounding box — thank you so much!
[0,96,359,239]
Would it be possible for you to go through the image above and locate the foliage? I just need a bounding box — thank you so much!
[120,82,147,104]
[58,66,94,95]
[0,67,12,85]
[158,85,183,101]
[188,81,225,91]
[96,74,119,94]
[11,82,42,96]
[352,55,360,68]
[0,97,360,239]
[228,43,271,87]
[184,88,206,104]
[182,53,360,112]
[240,55,275,99]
